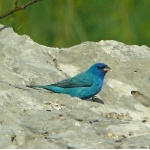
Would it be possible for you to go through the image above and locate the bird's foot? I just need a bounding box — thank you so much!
[91,96,104,104]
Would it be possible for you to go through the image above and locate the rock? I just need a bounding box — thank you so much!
[0,24,150,148]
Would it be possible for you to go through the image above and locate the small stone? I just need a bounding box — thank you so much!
[107,133,113,138]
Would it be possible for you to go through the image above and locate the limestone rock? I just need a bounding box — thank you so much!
[0,24,150,148]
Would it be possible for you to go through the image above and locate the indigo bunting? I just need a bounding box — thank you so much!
[26,63,111,99]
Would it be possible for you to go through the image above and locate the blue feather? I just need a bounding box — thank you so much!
[26,63,111,99]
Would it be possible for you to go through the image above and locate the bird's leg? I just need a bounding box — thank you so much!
[91,96,104,104]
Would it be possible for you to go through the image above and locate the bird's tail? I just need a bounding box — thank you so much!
[26,84,54,91]
[26,84,45,88]
[26,84,64,94]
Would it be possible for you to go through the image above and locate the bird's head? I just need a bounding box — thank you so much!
[86,63,111,77]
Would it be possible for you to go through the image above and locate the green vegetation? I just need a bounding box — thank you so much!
[0,0,150,48]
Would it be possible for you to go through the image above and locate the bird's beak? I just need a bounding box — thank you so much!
[103,66,111,72]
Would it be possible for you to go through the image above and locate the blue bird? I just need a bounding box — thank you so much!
[26,63,111,99]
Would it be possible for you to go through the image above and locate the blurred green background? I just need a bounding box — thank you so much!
[0,0,150,48]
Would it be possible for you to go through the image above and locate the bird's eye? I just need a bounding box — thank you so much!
[97,66,102,69]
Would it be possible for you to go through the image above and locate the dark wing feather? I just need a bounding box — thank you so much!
[51,73,94,88]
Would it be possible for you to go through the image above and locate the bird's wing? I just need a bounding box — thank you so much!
[51,73,94,88]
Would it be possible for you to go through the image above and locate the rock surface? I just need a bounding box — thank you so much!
[0,24,150,148]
